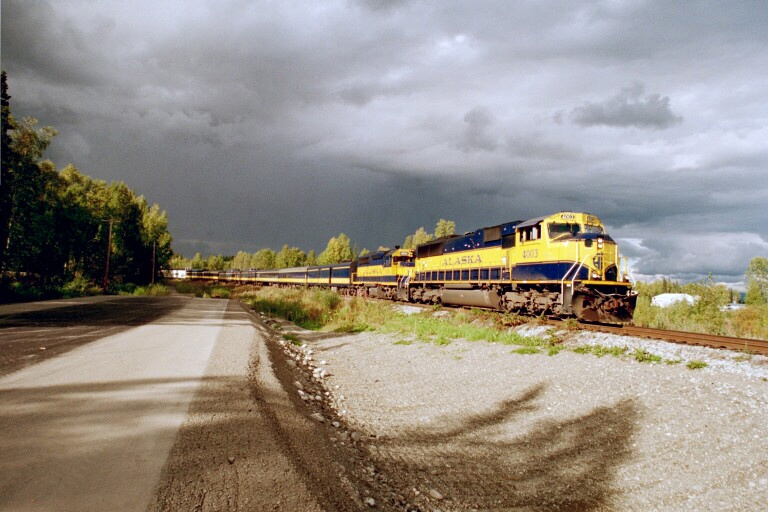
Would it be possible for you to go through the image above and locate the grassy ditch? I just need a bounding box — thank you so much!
[238,287,547,348]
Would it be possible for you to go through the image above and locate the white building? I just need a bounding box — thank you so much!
[651,293,697,308]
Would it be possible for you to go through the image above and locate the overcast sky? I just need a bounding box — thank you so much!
[3,0,767,288]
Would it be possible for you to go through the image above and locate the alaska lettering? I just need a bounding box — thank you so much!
[442,255,482,265]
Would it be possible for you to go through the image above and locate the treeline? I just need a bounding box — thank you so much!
[170,219,457,271]
[1,71,172,299]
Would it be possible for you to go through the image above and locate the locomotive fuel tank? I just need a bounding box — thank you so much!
[441,285,502,309]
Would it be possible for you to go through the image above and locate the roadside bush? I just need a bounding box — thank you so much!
[1,279,47,302]
[174,280,209,297]
[131,284,171,296]
[728,305,768,340]
[633,277,730,335]
[61,275,101,298]
[112,282,138,295]
[210,287,231,299]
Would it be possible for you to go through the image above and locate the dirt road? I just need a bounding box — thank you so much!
[0,297,360,512]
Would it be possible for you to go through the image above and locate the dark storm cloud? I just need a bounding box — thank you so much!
[460,107,497,152]
[1,0,108,87]
[3,0,767,288]
[571,83,682,129]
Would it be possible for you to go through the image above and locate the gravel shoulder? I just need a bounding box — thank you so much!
[149,301,363,512]
[269,306,768,511]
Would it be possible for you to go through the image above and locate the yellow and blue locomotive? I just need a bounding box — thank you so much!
[181,211,636,323]
[407,211,636,323]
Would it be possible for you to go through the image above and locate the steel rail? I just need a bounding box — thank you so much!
[577,323,768,355]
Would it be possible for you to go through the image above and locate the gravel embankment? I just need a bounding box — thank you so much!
[267,306,768,511]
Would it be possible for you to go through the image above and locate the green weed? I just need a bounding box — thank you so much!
[571,344,627,358]
[561,318,580,331]
[283,333,302,346]
[511,346,540,355]
[633,348,663,363]
[547,345,565,356]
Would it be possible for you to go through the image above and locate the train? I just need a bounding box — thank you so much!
[177,211,638,324]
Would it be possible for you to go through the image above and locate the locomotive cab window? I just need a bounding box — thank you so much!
[519,223,542,243]
[584,224,605,234]
[548,222,581,239]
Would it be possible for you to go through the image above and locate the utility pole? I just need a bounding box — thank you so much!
[103,218,113,292]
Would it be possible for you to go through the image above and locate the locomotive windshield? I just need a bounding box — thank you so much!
[584,224,604,234]
[548,222,581,239]
[549,222,605,239]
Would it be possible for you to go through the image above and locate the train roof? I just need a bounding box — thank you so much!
[517,212,601,228]
[516,215,549,228]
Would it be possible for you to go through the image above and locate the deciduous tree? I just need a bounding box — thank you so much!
[434,219,456,238]
[252,248,276,269]
[317,233,354,264]
[275,244,306,268]
[745,256,768,305]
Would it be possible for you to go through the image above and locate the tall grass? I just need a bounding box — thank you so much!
[241,287,351,329]
[241,287,544,347]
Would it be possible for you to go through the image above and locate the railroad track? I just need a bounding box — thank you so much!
[224,286,768,356]
[578,323,768,356]
[392,301,768,356]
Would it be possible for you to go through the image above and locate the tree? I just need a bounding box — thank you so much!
[745,256,768,305]
[142,202,172,281]
[252,248,276,269]
[168,254,191,269]
[206,254,226,271]
[103,182,147,284]
[411,227,433,248]
[275,244,306,268]
[191,252,205,270]
[231,251,252,270]
[2,98,58,274]
[57,165,107,278]
[5,158,63,278]
[434,219,456,238]
[1,71,14,268]
[403,226,436,249]
[317,233,355,264]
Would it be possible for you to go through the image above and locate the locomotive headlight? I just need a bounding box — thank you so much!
[592,272,600,280]
[597,236,604,248]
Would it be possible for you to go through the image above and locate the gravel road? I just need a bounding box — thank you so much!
[0,296,187,376]
[0,297,226,511]
[267,305,768,511]
[0,297,361,511]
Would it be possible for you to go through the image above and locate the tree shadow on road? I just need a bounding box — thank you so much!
[0,296,189,377]
[368,383,640,511]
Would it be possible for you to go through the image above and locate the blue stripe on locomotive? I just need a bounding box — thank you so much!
[511,262,590,281]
